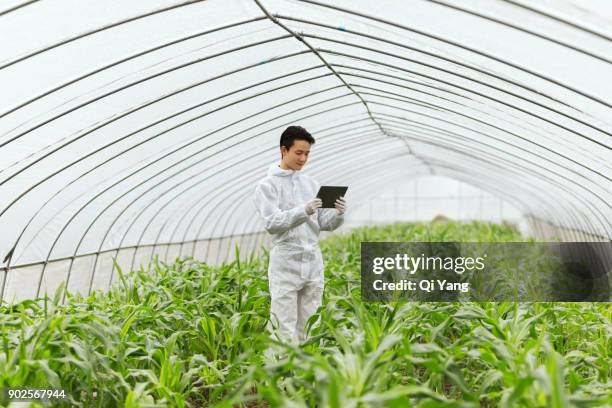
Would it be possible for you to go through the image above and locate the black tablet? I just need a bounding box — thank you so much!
[316,186,348,208]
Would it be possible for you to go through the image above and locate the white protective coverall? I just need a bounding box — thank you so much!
[253,162,344,343]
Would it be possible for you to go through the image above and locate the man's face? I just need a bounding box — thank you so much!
[281,139,311,171]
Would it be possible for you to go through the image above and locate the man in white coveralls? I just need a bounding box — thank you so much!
[253,126,347,344]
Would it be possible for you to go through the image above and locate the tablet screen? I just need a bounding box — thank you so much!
[316,186,348,208]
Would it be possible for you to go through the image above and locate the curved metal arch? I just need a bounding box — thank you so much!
[329,51,610,174]
[123,127,386,279]
[353,83,612,170]
[298,0,612,109]
[359,90,612,196]
[395,134,608,242]
[0,0,208,71]
[0,0,38,17]
[337,69,612,167]
[425,160,599,242]
[34,96,364,291]
[242,153,571,261]
[372,110,608,237]
[331,52,612,156]
[367,101,612,222]
[341,71,479,121]
[0,50,320,179]
[5,6,608,189]
[0,17,492,190]
[375,122,605,240]
[202,151,425,266]
[67,87,608,286]
[422,0,612,65]
[3,63,337,266]
[158,117,376,267]
[502,0,612,42]
[0,15,399,189]
[371,111,611,211]
[15,3,608,194]
[215,162,431,266]
[5,18,612,274]
[33,101,369,298]
[0,16,269,119]
[4,35,608,226]
[412,155,605,244]
[54,123,380,297]
[0,32,297,155]
[374,118,610,238]
[374,116,604,234]
[166,130,406,258]
[165,124,382,256]
[5,42,608,270]
[0,67,340,274]
[191,123,583,251]
[1,40,604,249]
[254,0,387,141]
[225,164,543,265]
[115,130,406,279]
[2,0,608,298]
[312,41,611,148]
[409,167,551,229]
[3,41,572,236]
[208,112,600,252]
[14,78,608,286]
[411,155,592,241]
[336,64,471,102]
[429,164,584,241]
[205,166,429,265]
[352,84,612,187]
[261,2,609,221]
[274,13,577,112]
[126,88,608,270]
[274,15,612,146]
[79,118,372,279]
[322,89,609,231]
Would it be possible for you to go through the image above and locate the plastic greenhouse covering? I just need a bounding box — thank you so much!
[0,0,611,303]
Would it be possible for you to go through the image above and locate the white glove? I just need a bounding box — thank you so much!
[335,196,346,215]
[305,198,322,215]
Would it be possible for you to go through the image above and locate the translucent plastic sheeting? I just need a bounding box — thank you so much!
[0,0,611,301]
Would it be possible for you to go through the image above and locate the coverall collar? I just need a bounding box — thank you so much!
[268,162,297,177]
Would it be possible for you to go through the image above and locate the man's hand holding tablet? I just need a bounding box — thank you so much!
[316,186,348,215]
[334,196,346,215]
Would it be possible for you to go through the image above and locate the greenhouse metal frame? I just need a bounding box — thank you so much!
[0,0,610,302]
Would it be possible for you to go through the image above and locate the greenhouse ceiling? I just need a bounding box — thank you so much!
[0,0,611,301]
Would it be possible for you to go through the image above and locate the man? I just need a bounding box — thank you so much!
[253,126,346,344]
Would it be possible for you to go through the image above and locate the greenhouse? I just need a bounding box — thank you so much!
[0,0,610,407]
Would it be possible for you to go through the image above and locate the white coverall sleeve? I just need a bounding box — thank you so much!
[253,181,310,234]
[318,208,344,231]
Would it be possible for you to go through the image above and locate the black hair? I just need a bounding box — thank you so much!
[280,126,315,158]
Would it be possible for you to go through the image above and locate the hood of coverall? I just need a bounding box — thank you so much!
[268,162,298,177]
